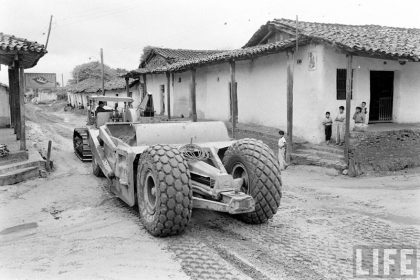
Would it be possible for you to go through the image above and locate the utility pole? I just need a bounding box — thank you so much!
[100,48,105,96]
[45,15,53,50]
[286,16,298,163]
[344,54,353,164]
[61,73,64,87]
[230,60,237,138]
[295,15,299,55]
[190,69,197,122]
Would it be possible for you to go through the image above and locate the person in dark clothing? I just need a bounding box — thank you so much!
[95,101,108,114]
[322,111,333,144]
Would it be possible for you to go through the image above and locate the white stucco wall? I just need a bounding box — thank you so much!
[172,72,192,118]
[321,45,420,132]
[393,62,420,123]
[130,83,142,110]
[35,92,57,103]
[195,63,231,120]
[0,86,10,127]
[143,44,420,144]
[145,73,166,115]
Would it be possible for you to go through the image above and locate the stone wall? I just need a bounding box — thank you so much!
[349,128,420,172]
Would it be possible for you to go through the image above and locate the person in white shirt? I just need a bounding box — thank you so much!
[361,101,368,124]
[334,106,346,145]
[278,130,287,170]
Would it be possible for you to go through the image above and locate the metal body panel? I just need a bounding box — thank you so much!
[88,95,134,103]
[89,121,256,214]
[134,121,230,146]
[87,129,114,178]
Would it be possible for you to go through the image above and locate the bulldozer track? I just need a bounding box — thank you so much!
[73,128,92,162]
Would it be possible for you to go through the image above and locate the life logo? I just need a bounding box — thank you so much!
[353,246,418,278]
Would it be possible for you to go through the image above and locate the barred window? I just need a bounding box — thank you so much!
[336,69,353,100]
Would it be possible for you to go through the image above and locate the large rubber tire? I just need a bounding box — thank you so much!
[223,138,282,224]
[137,145,192,237]
[92,156,104,177]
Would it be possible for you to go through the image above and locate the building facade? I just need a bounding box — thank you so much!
[127,19,420,144]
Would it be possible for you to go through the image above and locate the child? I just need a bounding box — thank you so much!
[322,112,333,144]
[278,130,287,170]
[353,106,367,131]
[361,101,368,123]
[335,106,345,145]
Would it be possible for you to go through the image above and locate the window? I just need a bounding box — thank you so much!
[128,91,132,98]
[336,69,353,100]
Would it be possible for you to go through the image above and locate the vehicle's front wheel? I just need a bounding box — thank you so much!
[223,138,282,224]
[137,145,192,237]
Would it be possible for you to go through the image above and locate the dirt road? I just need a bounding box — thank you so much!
[0,102,419,279]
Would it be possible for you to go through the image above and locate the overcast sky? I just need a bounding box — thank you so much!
[1,0,419,85]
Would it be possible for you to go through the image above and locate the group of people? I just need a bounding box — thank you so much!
[277,102,369,170]
[95,101,123,121]
[322,102,368,145]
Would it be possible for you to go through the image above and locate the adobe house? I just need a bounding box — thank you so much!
[133,48,225,117]
[125,19,420,172]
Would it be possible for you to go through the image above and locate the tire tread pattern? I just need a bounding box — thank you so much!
[223,138,282,224]
[138,145,193,237]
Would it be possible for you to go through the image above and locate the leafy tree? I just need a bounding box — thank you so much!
[139,45,156,66]
[71,61,116,83]
[115,68,128,76]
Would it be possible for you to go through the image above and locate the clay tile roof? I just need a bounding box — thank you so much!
[153,47,226,62]
[0,32,46,53]
[245,18,420,61]
[126,39,301,77]
[0,32,47,68]
[67,78,134,93]
[140,47,226,68]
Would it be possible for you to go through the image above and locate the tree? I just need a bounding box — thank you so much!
[71,61,117,83]
[115,68,128,76]
[139,45,156,66]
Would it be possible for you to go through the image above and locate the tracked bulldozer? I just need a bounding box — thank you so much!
[73,95,140,161]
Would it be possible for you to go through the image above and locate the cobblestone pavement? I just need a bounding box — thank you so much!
[0,103,419,279]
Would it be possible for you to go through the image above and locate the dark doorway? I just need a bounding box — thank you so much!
[369,71,394,122]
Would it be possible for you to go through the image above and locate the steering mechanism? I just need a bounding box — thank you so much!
[179,142,210,161]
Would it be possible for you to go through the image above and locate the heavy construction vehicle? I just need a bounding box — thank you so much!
[73,96,282,237]
[87,121,282,237]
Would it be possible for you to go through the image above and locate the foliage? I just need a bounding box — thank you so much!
[67,62,128,86]
[139,45,156,66]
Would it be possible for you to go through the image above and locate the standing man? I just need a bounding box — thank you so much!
[335,106,346,146]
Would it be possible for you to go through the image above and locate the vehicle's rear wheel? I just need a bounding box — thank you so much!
[137,145,192,237]
[223,138,282,224]
[92,156,104,177]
